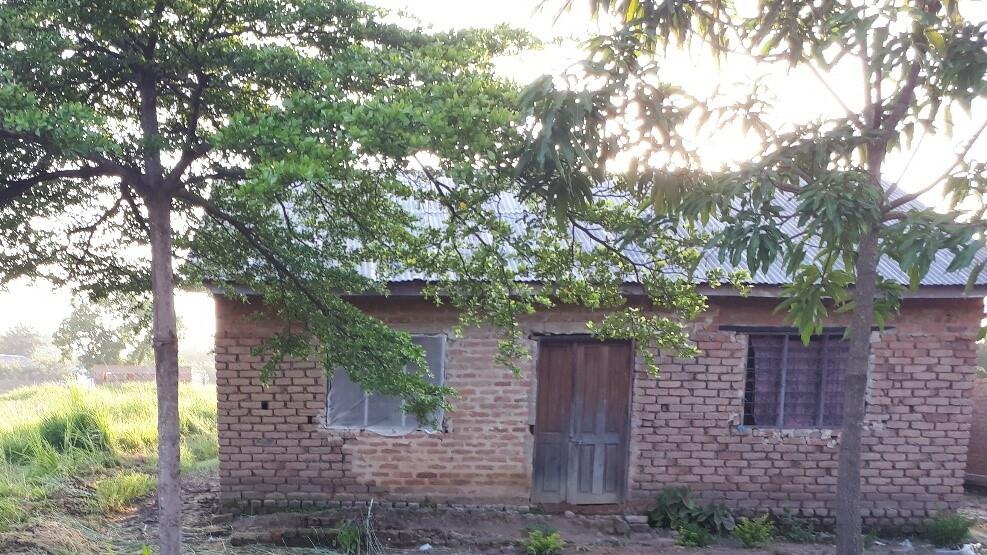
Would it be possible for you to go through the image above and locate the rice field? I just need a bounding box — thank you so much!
[0,382,218,536]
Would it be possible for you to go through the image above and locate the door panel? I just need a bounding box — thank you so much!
[532,339,631,505]
[531,342,574,503]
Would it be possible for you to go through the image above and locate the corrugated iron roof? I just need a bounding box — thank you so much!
[358,182,987,289]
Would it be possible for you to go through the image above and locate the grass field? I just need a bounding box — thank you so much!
[0,382,218,546]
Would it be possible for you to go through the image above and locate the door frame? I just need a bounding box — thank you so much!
[531,336,634,506]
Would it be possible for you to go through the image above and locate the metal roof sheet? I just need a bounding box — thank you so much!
[364,182,987,288]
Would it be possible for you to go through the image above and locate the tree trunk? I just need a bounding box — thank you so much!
[834,211,881,553]
[147,195,182,555]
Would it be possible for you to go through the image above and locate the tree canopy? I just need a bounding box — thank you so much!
[0,323,42,358]
[52,294,154,367]
[519,1,987,553]
[0,1,738,550]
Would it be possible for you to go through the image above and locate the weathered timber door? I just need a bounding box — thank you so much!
[532,339,632,505]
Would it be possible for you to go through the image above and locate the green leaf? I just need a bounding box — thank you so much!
[924,29,946,55]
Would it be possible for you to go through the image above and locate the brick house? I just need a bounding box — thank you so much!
[212,200,987,526]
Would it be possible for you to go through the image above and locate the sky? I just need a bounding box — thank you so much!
[371,0,987,197]
[2,0,986,351]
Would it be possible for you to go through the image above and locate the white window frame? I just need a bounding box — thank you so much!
[325,333,446,434]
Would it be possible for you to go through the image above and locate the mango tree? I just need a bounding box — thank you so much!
[519,2,987,553]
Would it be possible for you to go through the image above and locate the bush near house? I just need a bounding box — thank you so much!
[676,522,713,547]
[522,528,566,555]
[648,486,736,535]
[925,513,974,549]
[335,520,363,555]
[733,515,775,548]
[771,510,817,543]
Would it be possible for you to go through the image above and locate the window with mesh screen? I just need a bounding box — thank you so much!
[327,334,446,435]
[743,333,848,428]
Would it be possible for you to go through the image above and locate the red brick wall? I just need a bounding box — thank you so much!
[215,294,982,524]
[216,297,536,508]
[966,378,987,484]
[629,298,981,527]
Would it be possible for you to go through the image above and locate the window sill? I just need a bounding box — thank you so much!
[736,424,842,432]
[734,424,842,441]
[321,424,443,438]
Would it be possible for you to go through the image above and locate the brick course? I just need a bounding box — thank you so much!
[215,294,981,525]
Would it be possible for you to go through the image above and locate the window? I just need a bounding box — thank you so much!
[742,333,848,428]
[327,334,446,435]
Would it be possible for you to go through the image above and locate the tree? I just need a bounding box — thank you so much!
[519,2,987,553]
[0,323,42,357]
[1,1,723,551]
[0,1,525,550]
[52,295,154,367]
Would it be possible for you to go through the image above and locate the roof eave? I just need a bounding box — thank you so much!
[204,280,987,300]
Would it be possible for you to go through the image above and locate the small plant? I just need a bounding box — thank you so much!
[336,520,363,555]
[648,486,693,529]
[925,513,974,549]
[676,521,713,547]
[94,471,156,512]
[647,486,735,534]
[733,515,774,548]
[771,510,816,543]
[695,502,736,535]
[522,528,565,555]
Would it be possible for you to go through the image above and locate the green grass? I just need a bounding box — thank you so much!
[0,383,217,532]
[94,471,157,513]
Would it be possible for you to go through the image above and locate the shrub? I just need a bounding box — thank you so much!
[771,510,816,543]
[648,486,735,534]
[733,515,774,548]
[925,513,974,548]
[94,471,156,512]
[695,502,736,535]
[648,486,693,529]
[676,522,713,547]
[335,520,363,555]
[522,528,565,555]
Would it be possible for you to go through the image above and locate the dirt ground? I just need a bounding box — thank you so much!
[107,472,987,555]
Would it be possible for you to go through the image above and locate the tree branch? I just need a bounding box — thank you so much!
[884,118,987,212]
[0,166,120,205]
[807,63,866,131]
[417,163,494,249]
[164,71,211,188]
[175,188,412,374]
[68,194,125,237]
[881,60,922,133]
[121,183,150,233]
[860,37,876,131]
[185,167,247,186]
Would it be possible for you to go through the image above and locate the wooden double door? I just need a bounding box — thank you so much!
[531,338,632,505]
